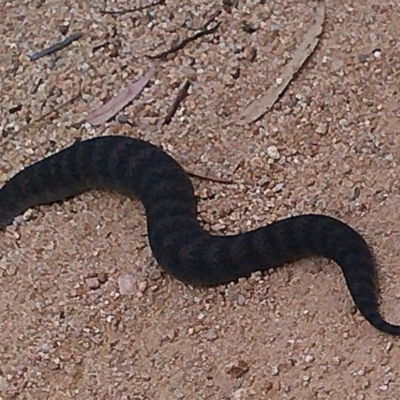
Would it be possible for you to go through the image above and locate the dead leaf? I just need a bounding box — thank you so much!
[86,64,155,126]
[238,2,325,124]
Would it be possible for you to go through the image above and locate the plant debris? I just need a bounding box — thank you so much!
[149,16,221,60]
[100,0,165,15]
[28,32,83,62]
[187,170,234,185]
[163,80,191,125]
[238,2,326,124]
[86,65,155,126]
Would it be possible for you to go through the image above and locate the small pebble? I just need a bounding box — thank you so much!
[204,329,218,341]
[272,183,284,193]
[97,271,108,284]
[117,274,136,295]
[237,293,246,306]
[358,53,369,63]
[332,356,341,366]
[227,360,249,379]
[0,376,8,391]
[267,145,280,160]
[315,122,328,135]
[373,49,382,58]
[305,355,314,363]
[86,277,101,290]
[348,186,360,201]
[271,365,279,376]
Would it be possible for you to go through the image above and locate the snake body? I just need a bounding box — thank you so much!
[1,135,399,335]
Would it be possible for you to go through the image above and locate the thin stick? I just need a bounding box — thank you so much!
[163,80,191,125]
[149,22,221,60]
[100,0,165,15]
[187,171,234,185]
[0,89,82,148]
[29,32,83,62]
[33,90,81,122]
[185,10,222,31]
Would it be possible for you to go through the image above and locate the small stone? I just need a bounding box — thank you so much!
[59,24,69,35]
[332,356,341,366]
[109,43,119,57]
[373,49,382,58]
[267,145,280,160]
[361,380,371,389]
[315,122,328,135]
[272,183,284,193]
[205,329,218,341]
[166,329,176,340]
[244,47,257,62]
[0,376,8,391]
[22,208,38,223]
[264,381,273,392]
[117,274,135,295]
[86,277,101,290]
[385,153,394,162]
[227,360,249,379]
[116,115,131,124]
[232,388,247,400]
[231,67,241,80]
[97,271,108,284]
[348,186,360,200]
[271,365,279,376]
[138,281,147,293]
[237,293,246,306]
[305,355,314,363]
[332,59,344,70]
[258,175,270,186]
[173,389,185,399]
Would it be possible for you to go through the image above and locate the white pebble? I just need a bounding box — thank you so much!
[267,145,280,160]
[305,355,314,363]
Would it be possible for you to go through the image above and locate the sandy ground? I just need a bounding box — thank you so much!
[1,0,400,399]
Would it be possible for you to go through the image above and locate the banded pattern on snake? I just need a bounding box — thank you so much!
[1,136,399,335]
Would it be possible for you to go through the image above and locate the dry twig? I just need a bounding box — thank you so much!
[163,80,191,125]
[185,10,222,31]
[29,32,83,62]
[187,170,234,185]
[34,88,82,122]
[149,19,221,60]
[0,86,82,148]
[100,0,165,15]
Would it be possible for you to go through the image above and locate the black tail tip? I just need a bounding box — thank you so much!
[366,314,400,336]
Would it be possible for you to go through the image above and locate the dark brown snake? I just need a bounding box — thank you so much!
[1,135,399,335]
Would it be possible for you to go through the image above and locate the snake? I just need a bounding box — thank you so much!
[0,135,399,336]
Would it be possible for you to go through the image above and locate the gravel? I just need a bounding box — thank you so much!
[1,0,400,398]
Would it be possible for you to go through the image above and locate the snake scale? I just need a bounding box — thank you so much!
[0,135,399,335]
